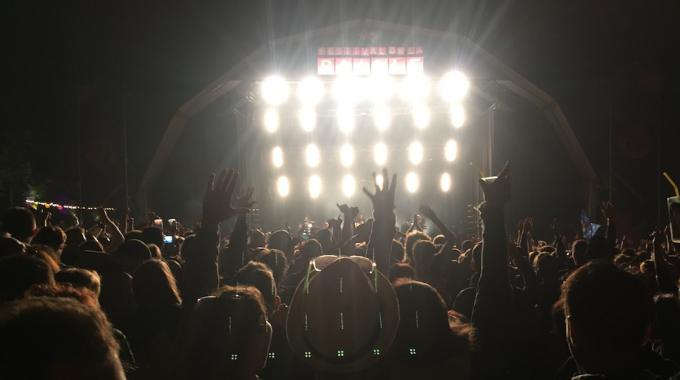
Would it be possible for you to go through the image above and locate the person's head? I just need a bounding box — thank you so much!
[147,243,162,259]
[33,226,67,254]
[80,239,104,253]
[26,283,99,309]
[252,248,287,286]
[125,230,143,242]
[27,245,61,274]
[534,252,558,282]
[0,255,55,303]
[391,239,405,264]
[133,259,181,309]
[1,207,36,243]
[315,228,332,253]
[651,294,680,342]
[56,268,102,298]
[267,230,292,255]
[561,260,653,372]
[114,239,151,274]
[98,270,135,328]
[180,286,271,379]
[141,226,164,248]
[572,239,588,266]
[0,235,25,258]
[0,297,124,379]
[389,262,416,283]
[299,238,322,260]
[391,280,469,362]
[413,240,436,282]
[234,261,279,315]
[404,231,430,264]
[65,227,87,247]
[432,234,446,247]
[249,229,266,249]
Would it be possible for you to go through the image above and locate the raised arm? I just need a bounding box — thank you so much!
[336,203,358,255]
[98,208,125,253]
[470,163,513,378]
[363,169,397,274]
[652,229,678,295]
[182,169,251,307]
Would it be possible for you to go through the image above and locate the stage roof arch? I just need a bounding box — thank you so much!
[138,19,598,210]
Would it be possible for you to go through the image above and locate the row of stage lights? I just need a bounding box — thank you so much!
[275,171,454,199]
[260,71,469,133]
[271,139,458,169]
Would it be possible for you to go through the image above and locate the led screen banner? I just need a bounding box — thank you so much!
[317,46,424,76]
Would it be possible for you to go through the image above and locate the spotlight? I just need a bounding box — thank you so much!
[298,107,316,132]
[405,172,419,194]
[375,173,385,190]
[440,173,452,192]
[412,103,431,130]
[368,75,395,104]
[333,75,363,105]
[271,146,284,168]
[372,105,391,131]
[373,142,388,166]
[305,144,321,168]
[337,105,355,134]
[339,144,354,168]
[408,141,424,165]
[341,174,356,197]
[308,175,322,199]
[263,108,279,133]
[399,74,431,104]
[261,75,290,106]
[297,76,324,106]
[439,70,469,102]
[450,104,465,128]
[444,139,458,162]
[276,176,290,198]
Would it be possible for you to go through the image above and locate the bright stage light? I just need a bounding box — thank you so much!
[375,173,385,190]
[305,144,321,168]
[372,105,391,131]
[368,75,395,103]
[412,103,431,130]
[271,146,284,168]
[261,75,290,106]
[341,174,356,197]
[450,104,465,128]
[439,70,469,102]
[276,176,290,198]
[263,108,279,133]
[440,172,452,192]
[405,172,419,194]
[297,76,324,106]
[337,105,355,134]
[308,175,322,199]
[444,139,458,162]
[408,141,424,165]
[373,142,388,166]
[400,74,431,104]
[339,144,354,168]
[298,107,316,132]
[333,75,363,105]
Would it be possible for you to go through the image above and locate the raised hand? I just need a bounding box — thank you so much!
[362,168,397,221]
[233,186,256,210]
[202,169,250,226]
[479,162,511,209]
[336,203,359,219]
[418,204,438,221]
[601,201,615,220]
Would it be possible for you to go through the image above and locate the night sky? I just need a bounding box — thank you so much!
[5,0,680,237]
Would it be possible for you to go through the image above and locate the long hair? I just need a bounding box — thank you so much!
[133,259,181,308]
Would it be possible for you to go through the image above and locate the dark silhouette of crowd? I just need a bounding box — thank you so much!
[1,165,679,380]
